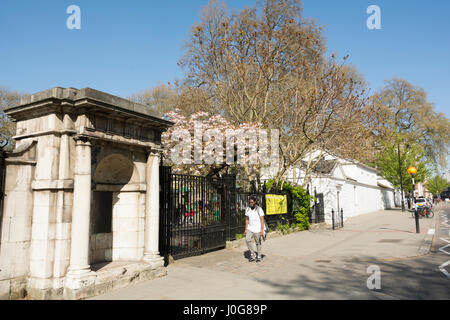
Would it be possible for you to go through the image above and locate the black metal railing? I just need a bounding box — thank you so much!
[310,192,325,224]
[159,169,236,260]
[0,137,7,245]
[159,171,295,260]
[332,208,344,230]
[159,165,172,263]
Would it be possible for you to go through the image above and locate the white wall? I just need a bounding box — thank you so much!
[302,168,400,224]
[313,179,387,224]
[340,164,378,186]
[112,191,145,261]
[261,155,401,225]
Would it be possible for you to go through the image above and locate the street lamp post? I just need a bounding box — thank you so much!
[407,166,420,234]
[397,144,405,211]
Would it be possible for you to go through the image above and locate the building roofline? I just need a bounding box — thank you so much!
[5,87,173,128]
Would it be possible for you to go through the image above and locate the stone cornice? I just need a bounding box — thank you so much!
[5,87,173,130]
[148,148,164,155]
[76,129,161,150]
[5,158,37,166]
[31,179,74,191]
[13,130,77,141]
[94,183,146,192]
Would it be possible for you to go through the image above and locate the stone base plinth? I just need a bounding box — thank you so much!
[142,254,165,269]
[2,262,167,300]
[63,269,97,300]
[26,276,66,300]
[89,262,166,299]
[63,262,167,300]
[0,277,28,300]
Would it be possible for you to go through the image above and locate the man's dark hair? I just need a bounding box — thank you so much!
[249,195,258,203]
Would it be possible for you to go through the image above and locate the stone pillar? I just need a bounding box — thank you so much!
[28,135,60,299]
[58,133,71,180]
[53,132,72,281]
[142,150,164,268]
[65,137,95,292]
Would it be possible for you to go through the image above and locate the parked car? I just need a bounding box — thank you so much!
[415,198,427,209]
[441,191,450,202]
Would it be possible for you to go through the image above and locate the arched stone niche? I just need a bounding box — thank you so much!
[93,153,139,186]
[90,153,144,264]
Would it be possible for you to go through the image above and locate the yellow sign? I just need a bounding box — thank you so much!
[265,194,288,215]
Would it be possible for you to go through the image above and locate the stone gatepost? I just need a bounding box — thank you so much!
[0,87,172,300]
[143,151,164,268]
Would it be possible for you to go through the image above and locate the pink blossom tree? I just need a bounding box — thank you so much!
[162,109,274,184]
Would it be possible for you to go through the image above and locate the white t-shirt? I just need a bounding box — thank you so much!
[245,206,265,233]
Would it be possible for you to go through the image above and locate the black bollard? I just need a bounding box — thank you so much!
[332,209,335,230]
[414,208,420,233]
[411,176,420,234]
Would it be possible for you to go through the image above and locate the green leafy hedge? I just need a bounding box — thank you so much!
[264,179,313,231]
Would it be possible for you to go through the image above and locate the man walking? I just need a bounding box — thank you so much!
[244,196,265,262]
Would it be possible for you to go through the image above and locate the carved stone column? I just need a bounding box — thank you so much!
[65,137,95,290]
[142,150,164,268]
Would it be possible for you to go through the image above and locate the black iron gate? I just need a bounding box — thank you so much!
[159,166,172,259]
[159,168,297,261]
[159,168,236,260]
[0,143,6,245]
[332,208,344,230]
[310,192,325,224]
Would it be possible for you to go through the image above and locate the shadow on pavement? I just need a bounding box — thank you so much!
[254,254,450,300]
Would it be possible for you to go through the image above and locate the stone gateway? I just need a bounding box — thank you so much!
[0,87,173,299]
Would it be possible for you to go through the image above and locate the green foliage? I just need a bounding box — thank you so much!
[275,216,310,234]
[235,233,245,240]
[294,212,310,231]
[425,175,450,196]
[264,179,312,229]
[374,142,431,192]
[371,78,450,170]
[275,220,291,235]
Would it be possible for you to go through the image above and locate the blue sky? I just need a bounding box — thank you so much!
[0,0,449,117]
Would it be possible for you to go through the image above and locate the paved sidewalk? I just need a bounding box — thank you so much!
[90,208,437,300]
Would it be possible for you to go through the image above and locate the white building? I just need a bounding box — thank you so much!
[262,151,401,225]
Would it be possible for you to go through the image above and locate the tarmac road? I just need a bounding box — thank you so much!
[364,203,450,299]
